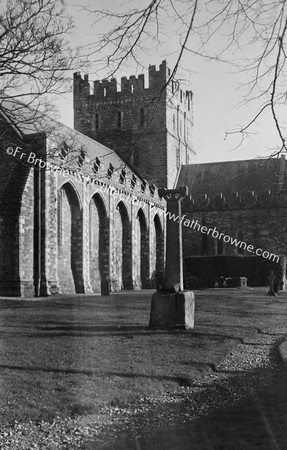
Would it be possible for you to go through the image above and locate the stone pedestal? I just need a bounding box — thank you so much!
[149,186,195,331]
[149,290,195,330]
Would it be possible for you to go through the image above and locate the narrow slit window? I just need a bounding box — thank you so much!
[95,113,99,131]
[140,108,144,126]
[117,111,122,128]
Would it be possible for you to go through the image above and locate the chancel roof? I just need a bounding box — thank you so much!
[177,158,286,200]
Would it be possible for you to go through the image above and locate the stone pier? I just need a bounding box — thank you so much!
[149,187,195,330]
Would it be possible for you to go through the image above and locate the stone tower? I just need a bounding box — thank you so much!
[73,60,195,189]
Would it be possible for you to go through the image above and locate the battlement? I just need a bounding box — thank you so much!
[182,189,287,212]
[74,60,192,104]
[74,60,195,189]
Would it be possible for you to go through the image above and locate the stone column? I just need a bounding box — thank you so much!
[160,187,186,291]
[149,186,195,330]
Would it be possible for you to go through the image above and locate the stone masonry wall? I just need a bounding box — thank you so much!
[182,195,287,287]
[0,125,35,296]
[0,121,166,297]
[73,61,195,189]
[41,150,166,296]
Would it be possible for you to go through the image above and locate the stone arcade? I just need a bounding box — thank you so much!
[1,59,287,297]
[0,114,166,296]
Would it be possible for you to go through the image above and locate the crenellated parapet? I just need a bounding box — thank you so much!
[73,60,192,105]
[181,189,287,212]
[74,60,195,189]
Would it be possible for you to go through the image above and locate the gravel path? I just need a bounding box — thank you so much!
[0,331,284,450]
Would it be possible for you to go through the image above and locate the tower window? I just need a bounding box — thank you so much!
[95,113,99,131]
[176,147,180,169]
[103,87,107,97]
[131,84,134,93]
[180,89,183,102]
[173,114,175,131]
[117,111,122,128]
[140,108,144,126]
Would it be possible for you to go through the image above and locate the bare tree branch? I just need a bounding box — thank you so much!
[0,0,79,129]
[81,0,287,155]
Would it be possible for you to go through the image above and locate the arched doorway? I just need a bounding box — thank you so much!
[58,183,83,294]
[89,194,109,292]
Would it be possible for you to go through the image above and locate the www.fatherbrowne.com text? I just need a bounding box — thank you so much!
[150,207,280,263]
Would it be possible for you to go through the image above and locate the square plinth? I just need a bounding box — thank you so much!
[149,290,195,330]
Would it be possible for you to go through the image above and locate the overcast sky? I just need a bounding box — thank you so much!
[57,0,286,164]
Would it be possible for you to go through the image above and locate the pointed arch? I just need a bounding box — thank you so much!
[114,201,132,290]
[136,208,149,288]
[58,182,83,294]
[151,214,164,288]
[58,179,82,209]
[89,193,109,292]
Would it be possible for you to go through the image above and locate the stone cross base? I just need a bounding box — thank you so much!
[149,291,195,330]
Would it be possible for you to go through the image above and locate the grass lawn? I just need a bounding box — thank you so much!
[0,288,285,427]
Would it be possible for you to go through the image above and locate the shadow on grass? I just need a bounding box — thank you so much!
[0,363,213,382]
[6,325,250,343]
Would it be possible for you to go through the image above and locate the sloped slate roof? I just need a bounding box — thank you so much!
[0,101,146,184]
[177,158,284,198]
